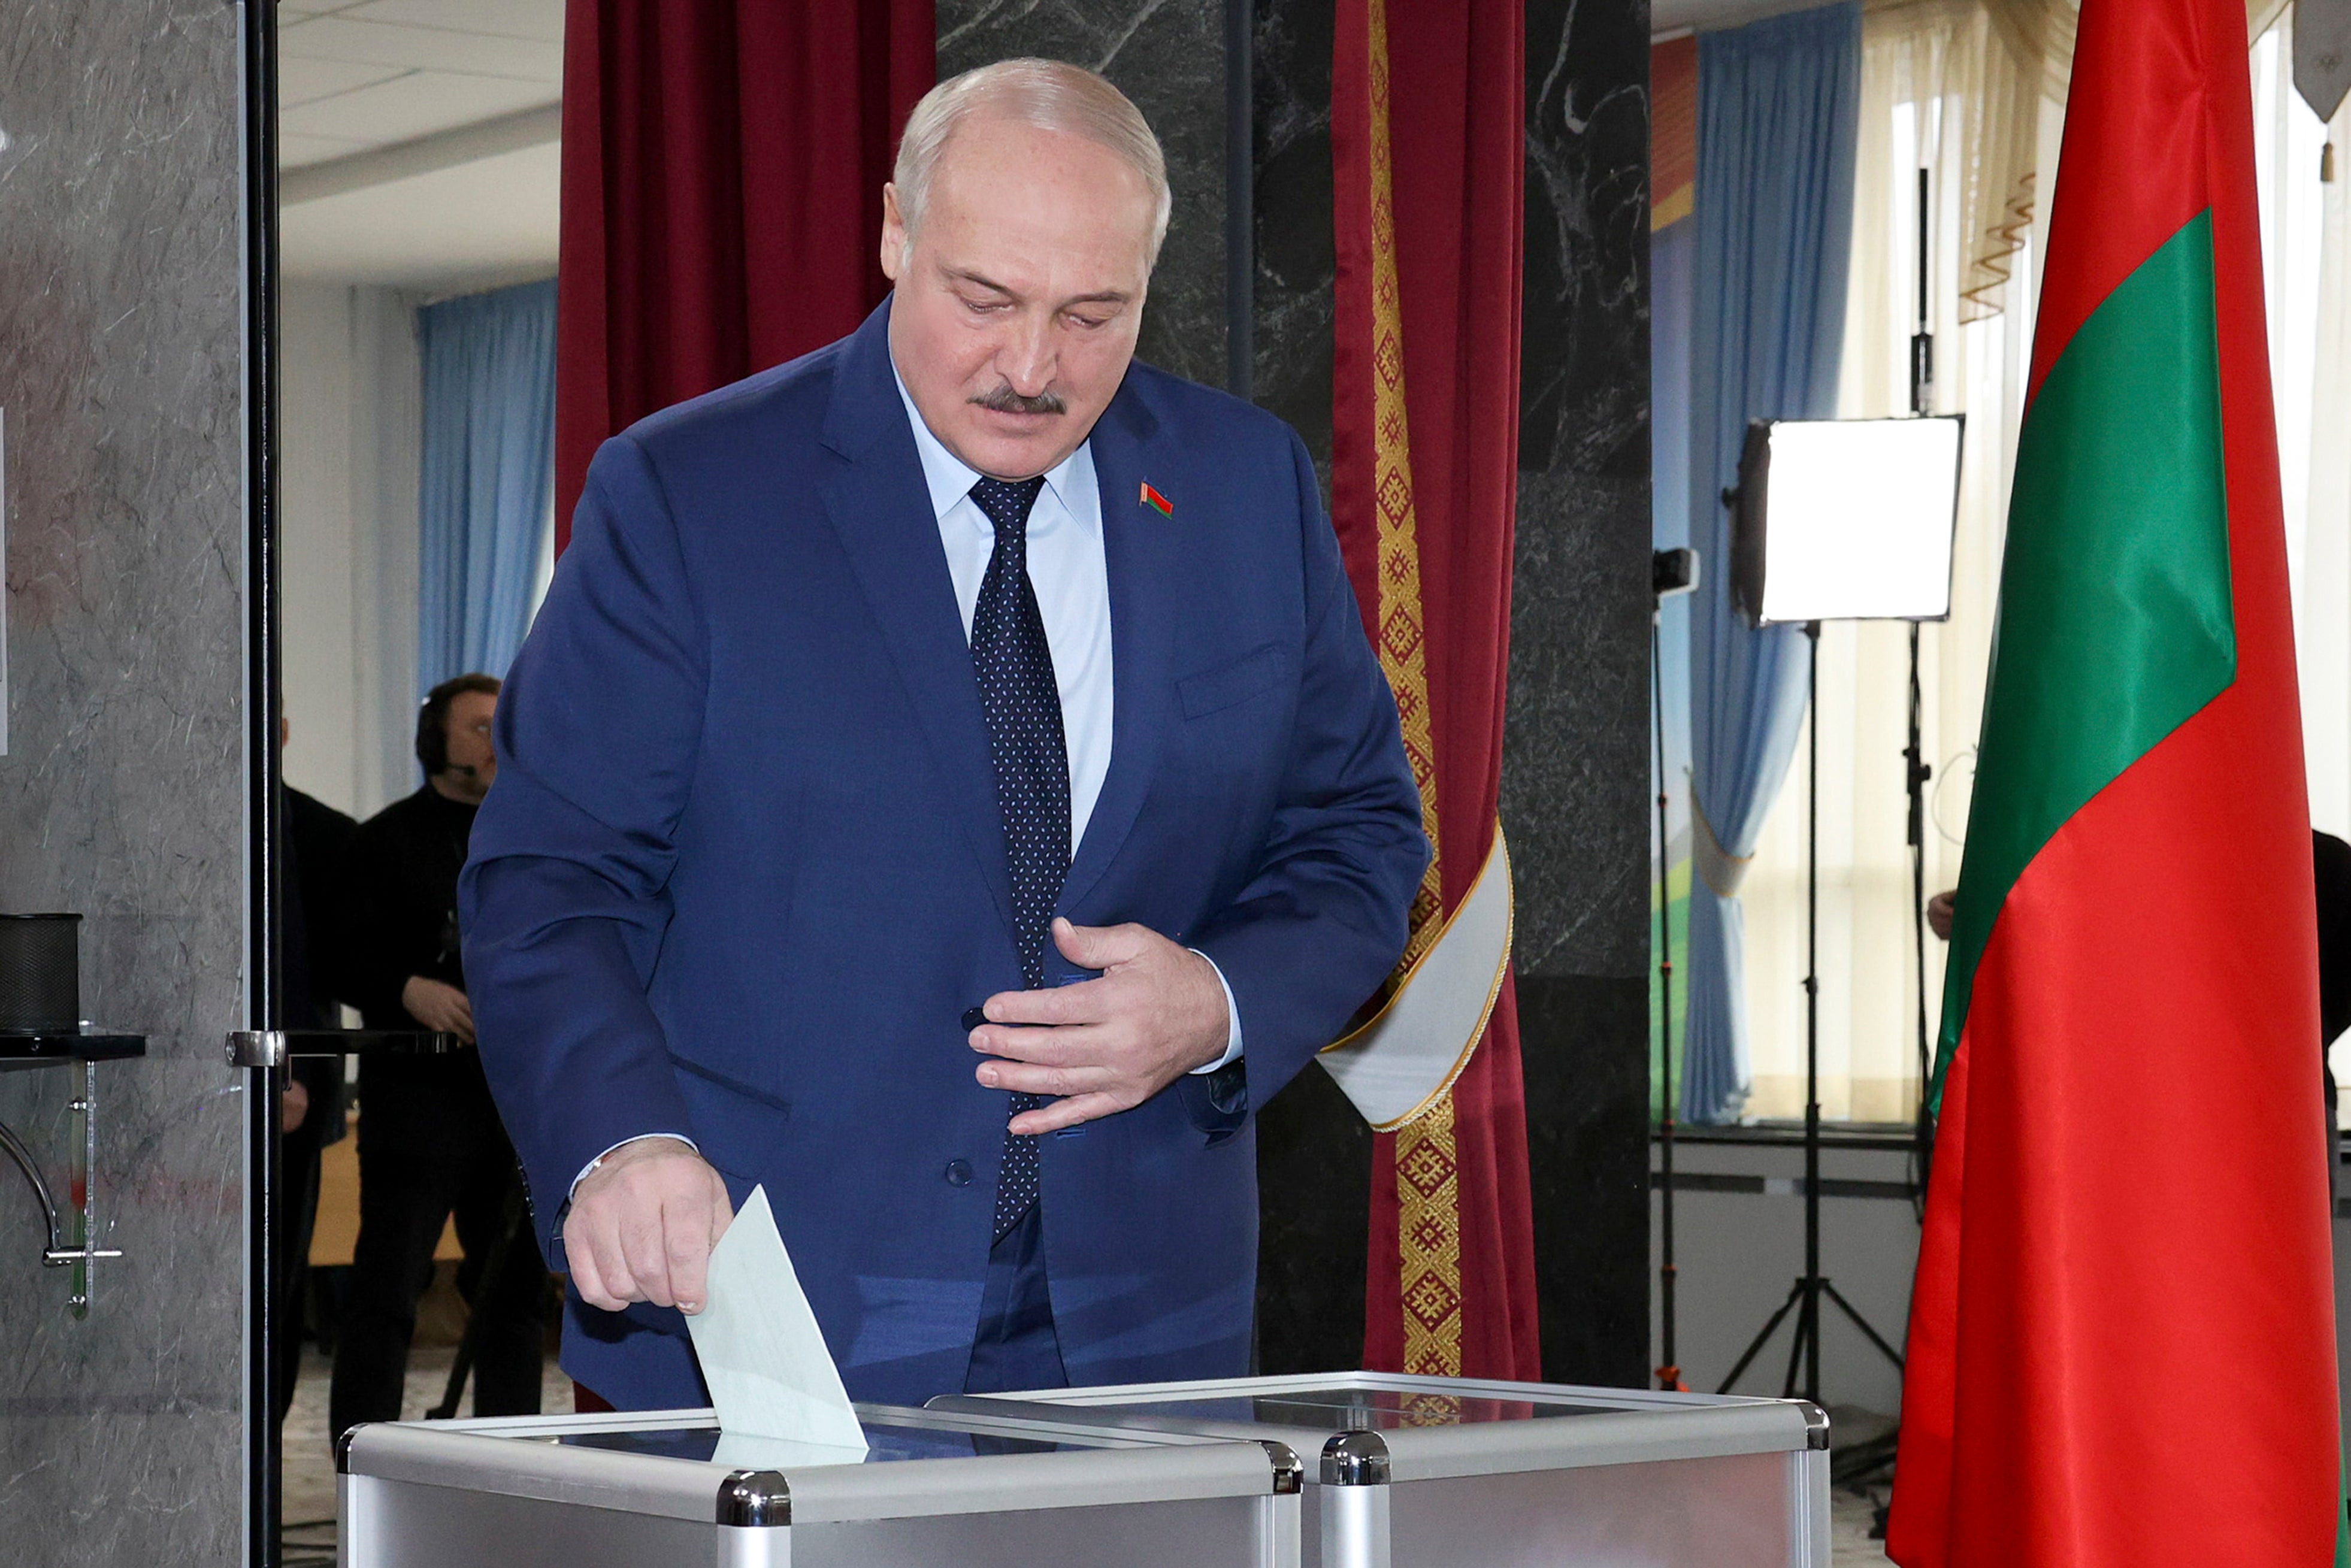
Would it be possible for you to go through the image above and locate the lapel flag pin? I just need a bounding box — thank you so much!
[1140,481,1174,518]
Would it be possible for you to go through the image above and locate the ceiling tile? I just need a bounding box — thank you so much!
[340,0,564,44]
[280,71,557,150]
[279,56,411,110]
[280,140,561,291]
[278,15,560,83]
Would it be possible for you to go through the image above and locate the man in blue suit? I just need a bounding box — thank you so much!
[462,57,1426,1410]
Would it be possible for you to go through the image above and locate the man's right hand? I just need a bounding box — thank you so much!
[401,975,476,1043]
[563,1137,734,1315]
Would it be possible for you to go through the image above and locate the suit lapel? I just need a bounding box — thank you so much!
[817,303,1016,946]
[1060,383,1175,918]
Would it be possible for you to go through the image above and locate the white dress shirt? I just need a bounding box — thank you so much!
[567,374,1242,1198]
[895,374,1115,852]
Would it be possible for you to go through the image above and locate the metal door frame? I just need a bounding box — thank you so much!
[238,1,287,1563]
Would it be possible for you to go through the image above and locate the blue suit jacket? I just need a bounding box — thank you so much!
[461,298,1426,1409]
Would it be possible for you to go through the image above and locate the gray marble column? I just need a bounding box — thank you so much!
[936,0,1236,391]
[0,4,250,1561]
[1249,0,1654,1386]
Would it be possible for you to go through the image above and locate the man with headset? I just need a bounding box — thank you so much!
[328,673,546,1446]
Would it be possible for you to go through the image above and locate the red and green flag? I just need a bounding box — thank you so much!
[1886,1,2342,1565]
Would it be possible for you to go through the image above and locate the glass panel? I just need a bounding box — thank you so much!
[1090,1388,1627,1429]
[544,1418,1077,1465]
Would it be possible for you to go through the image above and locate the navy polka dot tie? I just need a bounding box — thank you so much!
[967,474,1068,1239]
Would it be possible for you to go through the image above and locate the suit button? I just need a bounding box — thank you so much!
[945,1160,973,1187]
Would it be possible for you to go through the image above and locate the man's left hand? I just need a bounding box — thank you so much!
[971,919,1231,1135]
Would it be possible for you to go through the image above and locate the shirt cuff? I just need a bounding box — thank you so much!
[570,1133,700,1200]
[1188,950,1245,1074]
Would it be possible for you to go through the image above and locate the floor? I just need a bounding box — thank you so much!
[1831,1484,1897,1565]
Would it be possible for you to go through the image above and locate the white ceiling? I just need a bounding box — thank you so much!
[278,0,564,292]
[276,0,1810,289]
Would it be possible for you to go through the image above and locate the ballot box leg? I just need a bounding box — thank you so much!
[1257,1493,1303,1568]
[338,1472,383,1568]
[1788,1449,1831,1567]
[716,1525,790,1568]
[1317,1484,1391,1568]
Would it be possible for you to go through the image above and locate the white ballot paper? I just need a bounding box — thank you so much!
[686,1185,869,1461]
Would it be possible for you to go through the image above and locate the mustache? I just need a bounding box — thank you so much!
[970,384,1067,416]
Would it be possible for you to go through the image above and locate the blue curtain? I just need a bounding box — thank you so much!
[417,278,558,694]
[1680,3,1860,1124]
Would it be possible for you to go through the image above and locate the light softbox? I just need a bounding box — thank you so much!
[1730,416,1964,626]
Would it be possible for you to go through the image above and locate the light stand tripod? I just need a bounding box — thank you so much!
[1651,548,1695,1392]
[1905,625,1934,1199]
[1718,619,1907,1403]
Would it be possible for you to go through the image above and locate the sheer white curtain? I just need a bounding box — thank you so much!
[1739,0,2051,1122]
[2253,15,2346,836]
[2250,11,2351,1110]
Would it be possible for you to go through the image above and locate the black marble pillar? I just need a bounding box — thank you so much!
[1249,0,1654,1387]
[936,0,1236,390]
[1248,0,1335,473]
[1504,0,1653,1389]
[1247,0,1364,1376]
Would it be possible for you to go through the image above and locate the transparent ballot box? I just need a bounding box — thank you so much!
[337,1402,1304,1568]
[931,1372,1829,1568]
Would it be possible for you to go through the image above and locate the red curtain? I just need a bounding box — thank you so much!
[555,0,935,550]
[1332,0,1541,1378]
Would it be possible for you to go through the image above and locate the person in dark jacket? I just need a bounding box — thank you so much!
[277,718,358,1426]
[328,675,543,1445]
[2313,831,2351,1206]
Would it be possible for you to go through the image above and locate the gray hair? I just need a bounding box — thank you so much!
[892,58,1171,267]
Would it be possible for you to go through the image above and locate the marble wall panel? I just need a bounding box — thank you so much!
[936,0,1232,390]
[0,4,250,1562]
[1502,0,1653,1387]
[1248,0,1333,473]
[1506,0,1653,984]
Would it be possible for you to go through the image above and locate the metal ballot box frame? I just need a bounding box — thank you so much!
[932,1371,1830,1568]
[337,1401,1304,1568]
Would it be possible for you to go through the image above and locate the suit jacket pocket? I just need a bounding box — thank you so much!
[667,1050,794,1122]
[668,1054,791,1184]
[1179,641,1288,719]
